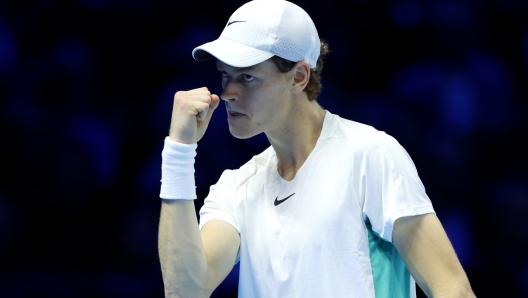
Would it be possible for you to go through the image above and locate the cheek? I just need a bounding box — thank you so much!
[246,79,288,119]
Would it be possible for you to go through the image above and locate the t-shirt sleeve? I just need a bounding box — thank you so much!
[362,133,435,242]
[199,170,241,233]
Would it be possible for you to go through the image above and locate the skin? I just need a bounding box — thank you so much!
[159,58,476,297]
[216,59,326,180]
[393,214,476,297]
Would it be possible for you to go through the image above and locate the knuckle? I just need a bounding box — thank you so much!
[174,91,188,104]
[200,87,210,94]
[173,89,212,111]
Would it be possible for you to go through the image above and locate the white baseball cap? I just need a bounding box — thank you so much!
[192,0,320,68]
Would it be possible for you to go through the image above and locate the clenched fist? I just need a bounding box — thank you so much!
[168,87,221,144]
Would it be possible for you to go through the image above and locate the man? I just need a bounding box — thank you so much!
[158,0,476,297]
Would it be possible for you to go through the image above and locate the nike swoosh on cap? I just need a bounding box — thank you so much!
[228,20,247,26]
[274,193,295,206]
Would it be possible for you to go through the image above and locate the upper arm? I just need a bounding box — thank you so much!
[392,213,475,297]
[200,219,241,287]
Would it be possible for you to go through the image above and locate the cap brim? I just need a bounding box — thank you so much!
[192,39,274,68]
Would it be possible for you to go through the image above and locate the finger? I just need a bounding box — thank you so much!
[175,88,211,104]
[195,102,210,121]
[187,92,212,104]
[191,87,210,93]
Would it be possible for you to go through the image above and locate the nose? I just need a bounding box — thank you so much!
[220,79,238,102]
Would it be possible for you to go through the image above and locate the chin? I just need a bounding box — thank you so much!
[228,126,259,139]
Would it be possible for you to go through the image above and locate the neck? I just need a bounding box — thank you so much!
[265,97,326,181]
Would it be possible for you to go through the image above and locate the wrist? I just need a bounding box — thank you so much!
[159,137,198,200]
[168,126,197,145]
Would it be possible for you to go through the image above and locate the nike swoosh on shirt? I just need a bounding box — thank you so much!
[228,20,247,26]
[274,193,295,206]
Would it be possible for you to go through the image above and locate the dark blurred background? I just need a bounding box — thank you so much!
[1,0,527,297]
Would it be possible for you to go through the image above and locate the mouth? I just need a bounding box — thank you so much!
[228,110,245,117]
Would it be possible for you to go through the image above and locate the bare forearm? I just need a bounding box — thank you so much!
[393,214,476,298]
[430,283,476,298]
[417,272,475,298]
[158,199,214,298]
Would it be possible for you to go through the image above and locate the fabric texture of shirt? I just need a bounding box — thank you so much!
[199,111,435,297]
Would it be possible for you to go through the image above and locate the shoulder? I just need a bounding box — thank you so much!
[324,111,404,155]
[215,146,274,187]
[322,111,378,140]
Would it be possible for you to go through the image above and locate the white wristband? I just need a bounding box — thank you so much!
[159,137,197,200]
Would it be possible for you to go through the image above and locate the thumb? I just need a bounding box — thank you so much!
[204,94,221,123]
[210,94,221,111]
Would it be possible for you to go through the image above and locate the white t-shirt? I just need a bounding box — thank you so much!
[199,111,435,298]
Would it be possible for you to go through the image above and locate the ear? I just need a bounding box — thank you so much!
[290,62,310,94]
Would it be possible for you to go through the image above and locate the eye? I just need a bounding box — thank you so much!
[220,71,228,77]
[243,74,254,82]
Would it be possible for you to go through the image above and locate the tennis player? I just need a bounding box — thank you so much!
[158,0,476,297]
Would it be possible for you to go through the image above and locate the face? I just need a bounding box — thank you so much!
[217,59,294,139]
